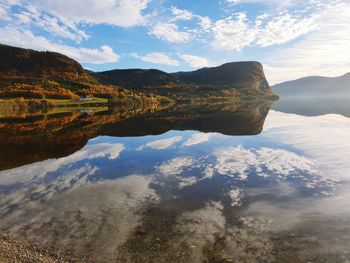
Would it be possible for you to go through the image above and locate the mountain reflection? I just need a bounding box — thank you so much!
[1,107,350,262]
[102,100,272,137]
[272,96,350,117]
[0,99,272,171]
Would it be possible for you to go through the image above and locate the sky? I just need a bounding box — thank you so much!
[0,0,349,84]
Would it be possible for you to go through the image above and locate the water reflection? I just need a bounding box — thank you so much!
[1,101,350,262]
[0,100,271,171]
[273,95,350,117]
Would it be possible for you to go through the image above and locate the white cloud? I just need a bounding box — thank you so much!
[154,144,320,186]
[170,6,193,21]
[212,13,257,51]
[175,200,274,261]
[214,145,320,181]
[0,27,120,64]
[137,136,182,150]
[148,11,213,44]
[156,156,195,176]
[228,0,323,9]
[263,2,350,84]
[212,8,320,51]
[225,0,312,9]
[1,0,149,48]
[0,143,125,185]
[0,164,99,216]
[176,201,226,261]
[26,0,149,27]
[177,201,225,240]
[0,174,159,261]
[226,0,241,4]
[0,0,19,21]
[215,146,258,180]
[178,54,211,68]
[35,14,89,42]
[256,11,318,47]
[65,143,124,161]
[131,52,180,66]
[257,147,316,177]
[197,16,212,32]
[182,132,213,146]
[49,164,98,193]
[13,12,31,24]
[263,111,350,181]
[177,176,197,189]
[0,7,8,20]
[9,6,89,42]
[149,22,191,43]
[203,167,215,179]
[228,188,243,207]
[168,5,212,34]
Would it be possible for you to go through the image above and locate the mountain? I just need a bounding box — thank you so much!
[272,73,350,117]
[97,61,273,96]
[0,44,165,105]
[272,73,350,97]
[0,44,93,82]
[102,100,272,137]
[0,44,275,100]
[172,61,270,92]
[97,69,180,89]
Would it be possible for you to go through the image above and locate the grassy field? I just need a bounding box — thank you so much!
[0,97,110,118]
[0,97,109,107]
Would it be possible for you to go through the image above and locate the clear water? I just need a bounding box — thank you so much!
[0,101,350,262]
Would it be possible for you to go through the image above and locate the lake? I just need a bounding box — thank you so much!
[0,99,350,262]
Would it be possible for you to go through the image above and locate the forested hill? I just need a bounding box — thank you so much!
[172,61,270,93]
[0,44,93,82]
[0,43,276,99]
[0,44,163,104]
[97,61,273,95]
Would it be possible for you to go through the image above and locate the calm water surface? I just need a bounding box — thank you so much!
[0,101,350,262]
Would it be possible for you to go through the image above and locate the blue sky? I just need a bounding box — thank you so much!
[0,0,349,84]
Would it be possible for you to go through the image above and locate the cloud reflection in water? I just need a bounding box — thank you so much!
[1,110,350,261]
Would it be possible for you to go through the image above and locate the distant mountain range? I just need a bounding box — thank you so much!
[272,73,350,117]
[0,44,275,100]
[272,73,350,97]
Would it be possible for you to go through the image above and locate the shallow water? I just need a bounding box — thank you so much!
[0,101,350,262]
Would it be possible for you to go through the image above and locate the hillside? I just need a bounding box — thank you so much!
[0,44,275,103]
[97,69,180,89]
[272,72,350,97]
[0,44,119,99]
[96,61,274,96]
[173,61,270,92]
[0,44,166,108]
[0,44,93,82]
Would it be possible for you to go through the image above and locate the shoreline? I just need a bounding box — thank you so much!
[0,233,81,263]
[0,96,170,118]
